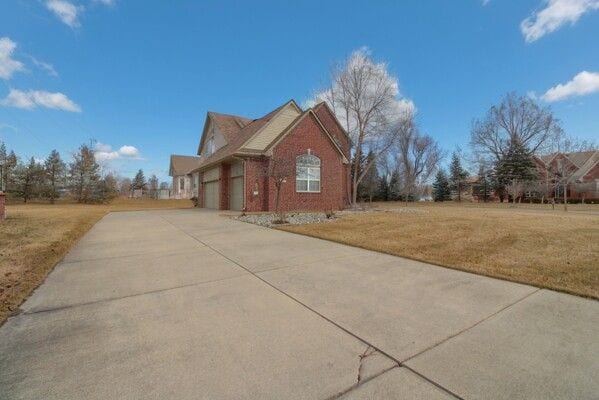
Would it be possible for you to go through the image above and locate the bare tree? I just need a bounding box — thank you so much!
[263,157,294,223]
[119,177,132,197]
[471,93,560,162]
[315,48,412,206]
[506,179,524,206]
[148,174,159,199]
[395,117,442,204]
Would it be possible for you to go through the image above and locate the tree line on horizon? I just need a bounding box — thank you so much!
[324,50,596,208]
[0,142,170,204]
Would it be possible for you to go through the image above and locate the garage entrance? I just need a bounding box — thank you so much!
[202,167,220,209]
[229,161,244,211]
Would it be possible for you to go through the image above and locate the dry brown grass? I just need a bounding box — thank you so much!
[282,202,599,299]
[0,198,193,323]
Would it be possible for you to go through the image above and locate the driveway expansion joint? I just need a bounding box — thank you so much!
[20,272,249,316]
[161,215,469,400]
[402,287,543,364]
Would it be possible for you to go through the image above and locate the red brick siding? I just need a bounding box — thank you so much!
[582,160,599,182]
[269,113,348,211]
[0,192,5,220]
[219,163,230,210]
[313,104,351,159]
[244,157,270,212]
[571,160,599,199]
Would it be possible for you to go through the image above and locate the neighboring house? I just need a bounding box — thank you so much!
[169,155,201,199]
[187,99,351,211]
[534,150,599,199]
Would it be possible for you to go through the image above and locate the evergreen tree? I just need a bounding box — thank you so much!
[44,150,66,203]
[14,157,44,203]
[432,169,451,201]
[70,144,101,203]
[494,141,537,186]
[472,165,493,202]
[449,151,469,202]
[388,170,401,201]
[376,174,390,201]
[132,169,147,191]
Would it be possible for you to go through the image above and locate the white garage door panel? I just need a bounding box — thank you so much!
[203,181,219,209]
[230,176,244,211]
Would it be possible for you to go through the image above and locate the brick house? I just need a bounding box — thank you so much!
[184,100,351,211]
[533,150,599,199]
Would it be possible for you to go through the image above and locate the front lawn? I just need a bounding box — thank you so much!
[0,199,193,323]
[281,203,599,299]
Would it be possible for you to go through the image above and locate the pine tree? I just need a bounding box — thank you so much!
[132,169,147,191]
[376,174,390,201]
[388,170,401,201]
[44,150,66,203]
[432,169,451,201]
[494,141,536,186]
[472,165,493,202]
[70,144,101,203]
[14,157,44,203]
[449,152,469,202]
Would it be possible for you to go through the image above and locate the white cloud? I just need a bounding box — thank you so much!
[94,143,142,162]
[521,0,599,42]
[28,56,58,77]
[0,37,25,80]
[46,0,82,28]
[541,71,599,102]
[1,89,81,112]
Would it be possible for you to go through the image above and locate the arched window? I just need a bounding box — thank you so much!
[296,154,321,192]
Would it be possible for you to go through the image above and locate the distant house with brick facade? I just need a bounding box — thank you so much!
[533,150,599,199]
[175,100,351,211]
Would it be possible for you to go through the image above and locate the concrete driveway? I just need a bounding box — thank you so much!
[1,209,597,399]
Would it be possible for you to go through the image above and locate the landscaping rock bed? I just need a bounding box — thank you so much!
[234,212,334,227]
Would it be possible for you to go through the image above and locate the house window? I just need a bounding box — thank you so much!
[179,177,185,191]
[296,154,321,192]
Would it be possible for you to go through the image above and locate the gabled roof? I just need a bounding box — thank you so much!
[570,150,599,182]
[192,99,348,172]
[197,111,253,155]
[169,154,201,176]
[209,112,253,142]
[535,149,599,183]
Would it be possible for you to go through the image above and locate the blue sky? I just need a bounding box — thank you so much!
[1,0,598,182]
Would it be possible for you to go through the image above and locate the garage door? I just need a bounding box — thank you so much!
[202,167,220,209]
[229,161,244,211]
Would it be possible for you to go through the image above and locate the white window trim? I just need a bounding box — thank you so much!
[296,154,321,193]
